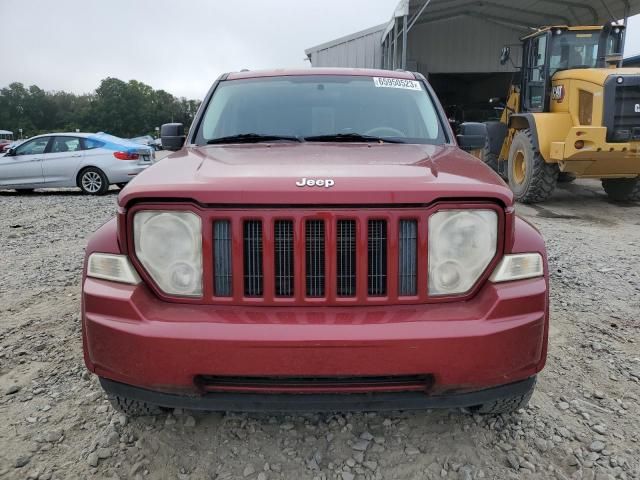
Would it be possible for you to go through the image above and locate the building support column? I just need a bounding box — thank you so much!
[392,17,398,70]
[402,14,408,70]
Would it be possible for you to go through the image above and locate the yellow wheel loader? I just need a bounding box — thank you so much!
[483,24,640,203]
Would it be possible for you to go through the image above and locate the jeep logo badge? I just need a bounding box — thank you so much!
[635,104,640,113]
[296,178,335,188]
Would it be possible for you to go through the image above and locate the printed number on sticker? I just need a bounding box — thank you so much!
[373,77,421,90]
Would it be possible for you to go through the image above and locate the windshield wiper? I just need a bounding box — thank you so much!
[304,133,406,144]
[207,133,303,144]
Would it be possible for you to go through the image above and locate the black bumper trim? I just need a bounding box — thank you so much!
[99,376,536,413]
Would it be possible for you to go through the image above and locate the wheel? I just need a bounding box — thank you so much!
[508,129,558,203]
[558,172,576,183]
[472,377,536,414]
[107,393,163,416]
[482,121,508,178]
[78,167,109,195]
[480,136,500,173]
[15,189,35,194]
[601,177,640,202]
[116,183,128,190]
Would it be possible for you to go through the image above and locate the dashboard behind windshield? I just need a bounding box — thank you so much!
[193,75,449,145]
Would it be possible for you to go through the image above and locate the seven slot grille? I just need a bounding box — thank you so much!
[212,217,421,300]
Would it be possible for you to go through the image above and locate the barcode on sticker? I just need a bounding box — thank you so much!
[373,77,421,90]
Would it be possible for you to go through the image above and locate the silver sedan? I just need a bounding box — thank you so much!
[0,132,155,195]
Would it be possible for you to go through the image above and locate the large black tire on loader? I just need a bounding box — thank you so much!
[601,177,640,202]
[481,121,507,177]
[507,129,558,203]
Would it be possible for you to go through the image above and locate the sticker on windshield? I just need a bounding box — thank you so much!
[373,77,422,90]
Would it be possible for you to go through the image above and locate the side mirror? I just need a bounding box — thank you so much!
[457,122,488,151]
[161,123,185,151]
[5,147,15,156]
[500,46,511,66]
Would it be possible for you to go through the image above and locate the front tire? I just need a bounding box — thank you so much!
[508,129,558,203]
[107,393,163,417]
[601,177,640,202]
[472,377,536,414]
[481,121,507,177]
[78,167,109,195]
[480,136,500,173]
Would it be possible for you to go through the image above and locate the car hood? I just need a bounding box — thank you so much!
[119,143,512,207]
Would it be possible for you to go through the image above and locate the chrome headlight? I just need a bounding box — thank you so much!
[428,209,498,296]
[133,211,203,297]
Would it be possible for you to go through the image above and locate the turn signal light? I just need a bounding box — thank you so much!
[113,151,140,160]
[574,140,585,150]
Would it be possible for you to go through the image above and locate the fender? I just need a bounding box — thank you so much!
[508,112,572,162]
[509,215,549,372]
[81,217,121,373]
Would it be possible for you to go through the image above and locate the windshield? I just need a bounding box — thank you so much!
[549,30,614,75]
[194,75,448,145]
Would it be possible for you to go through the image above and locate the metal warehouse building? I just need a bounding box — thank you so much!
[305,0,640,121]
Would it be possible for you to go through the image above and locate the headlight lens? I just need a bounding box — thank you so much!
[87,253,141,285]
[134,211,202,296]
[428,209,497,296]
[490,253,543,283]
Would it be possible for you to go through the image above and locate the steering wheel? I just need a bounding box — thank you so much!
[364,126,406,138]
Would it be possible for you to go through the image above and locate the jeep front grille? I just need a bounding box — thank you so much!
[203,207,503,306]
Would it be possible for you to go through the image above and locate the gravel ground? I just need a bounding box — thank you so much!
[0,172,639,480]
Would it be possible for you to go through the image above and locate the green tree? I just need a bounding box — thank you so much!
[0,78,200,138]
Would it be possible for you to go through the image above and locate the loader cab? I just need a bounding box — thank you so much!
[520,25,625,113]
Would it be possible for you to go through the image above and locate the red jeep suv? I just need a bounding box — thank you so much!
[82,69,548,415]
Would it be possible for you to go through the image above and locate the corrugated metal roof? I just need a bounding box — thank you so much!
[305,0,637,73]
[395,0,639,34]
[305,24,387,56]
[305,24,386,69]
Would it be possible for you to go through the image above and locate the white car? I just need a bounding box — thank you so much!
[0,133,155,195]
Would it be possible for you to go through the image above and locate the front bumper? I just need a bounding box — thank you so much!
[551,126,640,177]
[83,275,548,402]
[100,376,536,412]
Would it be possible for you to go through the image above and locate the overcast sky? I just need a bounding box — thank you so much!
[1,0,639,100]
[0,0,398,99]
